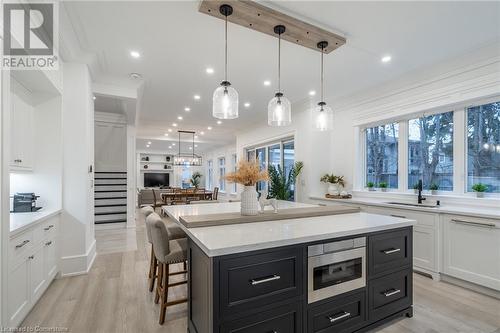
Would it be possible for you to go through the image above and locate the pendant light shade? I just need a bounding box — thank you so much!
[313,41,333,131]
[268,25,291,126]
[213,4,238,120]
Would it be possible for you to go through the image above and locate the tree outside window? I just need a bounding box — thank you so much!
[366,123,399,188]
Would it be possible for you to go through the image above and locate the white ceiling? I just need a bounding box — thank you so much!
[64,1,500,150]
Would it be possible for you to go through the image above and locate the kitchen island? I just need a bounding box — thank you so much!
[164,201,415,333]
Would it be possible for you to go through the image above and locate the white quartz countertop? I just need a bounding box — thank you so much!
[163,201,415,257]
[10,207,61,237]
[310,195,500,220]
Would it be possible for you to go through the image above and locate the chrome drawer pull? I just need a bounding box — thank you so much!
[451,219,496,229]
[383,289,401,297]
[15,240,30,248]
[383,248,401,255]
[250,274,281,285]
[328,311,351,323]
[28,255,34,260]
[44,225,54,231]
[390,214,406,219]
[45,241,52,246]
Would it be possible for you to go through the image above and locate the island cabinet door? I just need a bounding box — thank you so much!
[368,228,412,278]
[220,301,302,333]
[218,246,304,318]
[307,290,366,333]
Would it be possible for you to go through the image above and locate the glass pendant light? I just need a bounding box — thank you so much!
[314,41,333,131]
[268,25,291,126]
[213,4,238,120]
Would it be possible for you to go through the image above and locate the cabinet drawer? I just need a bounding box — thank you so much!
[368,229,412,277]
[9,230,34,265]
[368,269,412,321]
[219,247,303,317]
[308,290,366,333]
[220,302,302,333]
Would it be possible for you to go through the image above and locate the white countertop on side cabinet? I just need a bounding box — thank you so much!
[309,195,500,220]
[10,207,61,237]
[163,201,415,257]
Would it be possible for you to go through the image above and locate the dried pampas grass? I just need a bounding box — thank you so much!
[224,160,269,186]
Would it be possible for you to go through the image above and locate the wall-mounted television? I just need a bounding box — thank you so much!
[144,173,170,187]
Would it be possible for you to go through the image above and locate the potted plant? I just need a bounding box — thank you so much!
[412,183,419,194]
[268,161,304,200]
[429,183,439,195]
[224,160,269,215]
[320,174,345,195]
[190,171,202,189]
[378,182,388,192]
[472,183,488,198]
[366,181,375,191]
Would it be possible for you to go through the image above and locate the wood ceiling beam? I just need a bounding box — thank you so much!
[198,0,346,54]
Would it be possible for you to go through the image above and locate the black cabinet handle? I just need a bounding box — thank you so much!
[250,274,281,285]
[328,311,351,323]
[15,240,30,248]
[382,248,401,255]
[382,289,401,297]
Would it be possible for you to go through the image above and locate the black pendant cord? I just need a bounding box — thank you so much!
[224,13,228,83]
[178,132,181,155]
[278,31,281,93]
[192,132,195,157]
[320,46,324,103]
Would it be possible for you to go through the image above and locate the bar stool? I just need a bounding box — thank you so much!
[143,210,186,293]
[147,216,188,325]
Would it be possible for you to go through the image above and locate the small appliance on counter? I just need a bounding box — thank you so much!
[11,193,42,213]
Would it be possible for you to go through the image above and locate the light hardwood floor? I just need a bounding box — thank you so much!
[22,212,500,333]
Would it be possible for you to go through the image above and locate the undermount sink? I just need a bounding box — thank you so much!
[385,202,440,208]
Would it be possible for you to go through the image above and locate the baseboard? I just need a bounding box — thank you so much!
[59,239,96,277]
[440,274,500,299]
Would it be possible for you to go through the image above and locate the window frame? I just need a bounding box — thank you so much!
[231,154,237,194]
[357,95,500,198]
[207,159,213,190]
[218,157,226,192]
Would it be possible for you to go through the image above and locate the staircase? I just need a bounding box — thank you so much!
[94,172,127,224]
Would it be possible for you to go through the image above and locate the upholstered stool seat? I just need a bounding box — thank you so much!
[163,238,187,265]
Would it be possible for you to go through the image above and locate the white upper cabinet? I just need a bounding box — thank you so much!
[10,89,34,171]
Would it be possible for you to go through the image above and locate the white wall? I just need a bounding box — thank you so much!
[60,62,96,275]
[204,144,237,199]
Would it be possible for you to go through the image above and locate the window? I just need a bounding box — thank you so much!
[365,123,399,188]
[207,160,213,190]
[246,138,296,199]
[232,154,237,193]
[218,157,226,191]
[408,111,454,191]
[467,101,500,193]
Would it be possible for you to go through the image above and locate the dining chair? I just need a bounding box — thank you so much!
[151,189,164,213]
[212,187,219,200]
[147,216,188,324]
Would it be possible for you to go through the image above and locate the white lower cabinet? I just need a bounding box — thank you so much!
[8,215,59,327]
[442,214,500,291]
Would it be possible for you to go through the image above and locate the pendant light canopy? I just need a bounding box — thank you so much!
[313,41,333,131]
[268,25,291,127]
[213,4,239,120]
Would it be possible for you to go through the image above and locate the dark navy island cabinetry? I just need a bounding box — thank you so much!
[187,226,413,333]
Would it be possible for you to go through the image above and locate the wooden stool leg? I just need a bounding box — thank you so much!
[159,263,170,325]
[148,247,157,292]
[154,262,162,304]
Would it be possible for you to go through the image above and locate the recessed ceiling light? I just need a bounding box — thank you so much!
[189,146,193,150]
[164,133,169,136]
[206,67,214,74]
[177,116,183,120]
[217,120,222,125]
[184,107,190,112]
[172,123,178,127]
[92,96,96,100]
[207,126,212,130]
[309,90,316,96]
[168,128,172,132]
[195,144,198,147]
[200,131,205,135]
[130,50,141,58]
[146,145,150,148]
[147,141,152,144]
[263,80,271,86]
[194,95,201,100]
[194,135,198,139]
[244,102,250,108]
[172,143,176,146]
[381,55,392,63]
[168,146,172,149]
[129,72,142,79]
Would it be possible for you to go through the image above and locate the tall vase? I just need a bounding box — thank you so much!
[241,186,259,216]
